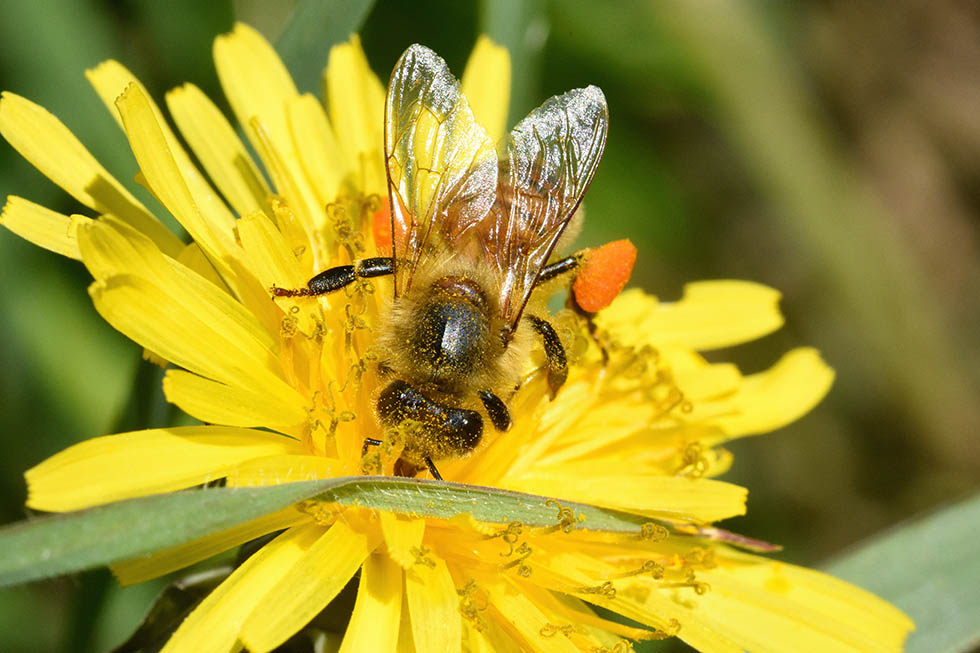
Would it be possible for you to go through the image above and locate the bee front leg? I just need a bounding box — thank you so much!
[478,390,511,431]
[528,315,568,400]
[271,256,395,297]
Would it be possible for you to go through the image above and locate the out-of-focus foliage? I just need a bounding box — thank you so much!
[1,0,978,650]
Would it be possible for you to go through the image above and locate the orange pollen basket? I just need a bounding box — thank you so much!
[573,239,637,312]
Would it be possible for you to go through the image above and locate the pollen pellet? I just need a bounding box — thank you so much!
[572,239,637,312]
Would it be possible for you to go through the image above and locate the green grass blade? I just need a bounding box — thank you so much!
[275,0,376,94]
[823,493,980,653]
[0,476,737,588]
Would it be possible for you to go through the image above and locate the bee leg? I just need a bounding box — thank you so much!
[424,457,443,481]
[528,315,568,400]
[478,390,511,431]
[271,256,395,297]
[361,437,383,457]
[571,301,610,365]
[536,253,583,285]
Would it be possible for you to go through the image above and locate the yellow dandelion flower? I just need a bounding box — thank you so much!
[0,23,913,653]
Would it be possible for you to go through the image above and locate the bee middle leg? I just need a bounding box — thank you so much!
[536,253,609,363]
[272,256,395,297]
[528,315,568,400]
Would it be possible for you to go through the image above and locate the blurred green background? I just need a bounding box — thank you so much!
[1,1,979,650]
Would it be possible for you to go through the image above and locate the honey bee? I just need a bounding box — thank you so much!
[274,44,630,480]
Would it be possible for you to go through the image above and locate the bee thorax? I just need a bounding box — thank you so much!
[407,279,492,388]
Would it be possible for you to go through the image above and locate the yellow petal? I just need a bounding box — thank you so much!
[485,579,579,653]
[87,273,303,413]
[163,523,325,653]
[700,348,834,439]
[0,92,181,256]
[599,282,784,351]
[176,241,228,292]
[112,506,308,585]
[674,360,742,401]
[213,23,298,164]
[163,369,308,429]
[212,24,326,236]
[379,511,425,569]
[502,472,747,522]
[87,61,237,237]
[76,216,279,362]
[241,520,379,652]
[166,83,271,217]
[236,210,307,296]
[26,426,304,511]
[0,196,84,259]
[687,553,914,652]
[225,454,345,487]
[338,552,403,653]
[405,553,462,653]
[114,82,240,281]
[247,115,325,237]
[461,35,512,144]
[325,35,386,193]
[286,94,347,206]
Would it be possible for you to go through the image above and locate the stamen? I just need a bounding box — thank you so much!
[659,580,711,595]
[607,560,665,580]
[484,521,524,556]
[589,642,635,653]
[539,623,575,638]
[457,579,489,631]
[543,498,582,533]
[576,581,617,599]
[410,545,437,568]
[677,442,709,478]
[296,499,341,526]
[638,522,670,541]
[499,542,533,577]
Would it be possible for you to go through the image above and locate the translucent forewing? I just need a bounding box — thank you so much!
[384,44,498,296]
[484,86,609,327]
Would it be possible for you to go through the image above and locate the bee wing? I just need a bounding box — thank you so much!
[485,85,609,328]
[384,44,498,296]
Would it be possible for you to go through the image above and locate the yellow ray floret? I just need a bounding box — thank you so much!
[461,35,512,145]
[324,35,386,193]
[165,82,271,217]
[88,60,237,235]
[162,523,326,653]
[0,92,181,255]
[26,427,304,511]
[241,520,379,652]
[334,551,403,653]
[405,553,463,653]
[114,83,239,277]
[0,196,85,260]
[600,282,784,351]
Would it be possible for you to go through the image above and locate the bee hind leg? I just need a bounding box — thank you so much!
[528,315,568,400]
